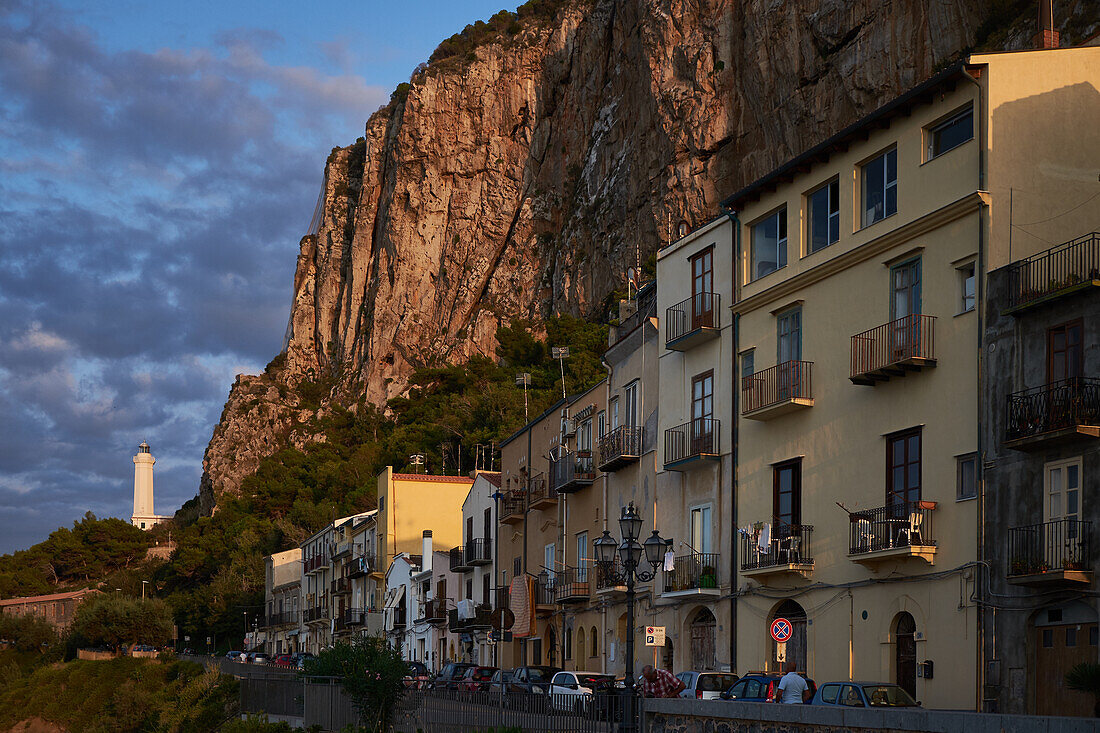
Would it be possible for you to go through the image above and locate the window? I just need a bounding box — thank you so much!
[1067,627,1078,648]
[741,349,755,380]
[890,258,921,320]
[590,626,598,657]
[808,179,839,252]
[957,262,975,313]
[483,575,490,604]
[576,532,588,582]
[690,247,715,328]
[467,516,474,544]
[484,507,492,541]
[466,579,473,600]
[690,505,713,555]
[610,398,620,430]
[887,428,922,507]
[691,370,715,454]
[927,107,973,160]
[751,208,787,279]
[777,308,802,364]
[1044,457,1082,524]
[578,418,592,452]
[1091,626,1098,646]
[1048,320,1083,382]
[598,411,605,437]
[956,453,978,501]
[820,684,841,704]
[565,627,573,660]
[773,460,802,529]
[513,557,522,578]
[624,381,639,428]
[862,148,897,227]
[544,544,556,581]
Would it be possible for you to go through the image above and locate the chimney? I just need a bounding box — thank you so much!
[1033,0,1060,49]
[422,530,433,572]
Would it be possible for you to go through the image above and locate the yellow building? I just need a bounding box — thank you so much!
[722,44,1099,711]
[375,468,472,569]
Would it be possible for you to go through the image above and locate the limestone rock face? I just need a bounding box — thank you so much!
[201,0,999,508]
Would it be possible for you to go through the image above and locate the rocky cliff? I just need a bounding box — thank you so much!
[199,0,1098,511]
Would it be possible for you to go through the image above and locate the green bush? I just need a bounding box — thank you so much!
[71,595,174,651]
[305,635,407,732]
[0,612,56,652]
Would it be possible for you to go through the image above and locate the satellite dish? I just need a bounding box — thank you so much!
[492,607,516,631]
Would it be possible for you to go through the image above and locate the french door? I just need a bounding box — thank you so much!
[690,248,714,329]
[691,371,714,454]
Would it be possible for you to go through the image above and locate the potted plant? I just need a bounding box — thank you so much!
[1065,662,1100,717]
[699,566,717,588]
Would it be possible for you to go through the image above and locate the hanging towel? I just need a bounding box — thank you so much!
[458,598,476,620]
[663,550,675,571]
[758,523,771,551]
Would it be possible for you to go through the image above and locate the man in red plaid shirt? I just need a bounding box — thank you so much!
[639,665,686,698]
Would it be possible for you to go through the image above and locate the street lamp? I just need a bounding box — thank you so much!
[141,580,150,599]
[592,502,671,733]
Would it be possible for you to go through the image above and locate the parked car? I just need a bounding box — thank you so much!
[225,650,246,662]
[131,644,156,653]
[431,662,476,690]
[459,665,499,692]
[404,661,431,689]
[509,665,561,694]
[548,671,617,713]
[721,673,816,703]
[486,668,514,699]
[273,654,294,668]
[248,652,271,665]
[677,671,739,700]
[810,681,920,708]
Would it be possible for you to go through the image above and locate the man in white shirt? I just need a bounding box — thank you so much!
[775,660,810,703]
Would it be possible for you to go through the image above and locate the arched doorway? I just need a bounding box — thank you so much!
[690,608,717,670]
[547,625,558,668]
[770,600,807,673]
[894,612,916,698]
[662,638,674,671]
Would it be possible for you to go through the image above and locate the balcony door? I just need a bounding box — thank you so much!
[544,543,556,583]
[887,428,921,509]
[1048,321,1083,383]
[691,371,714,454]
[690,505,713,556]
[890,259,922,356]
[777,308,802,400]
[576,531,588,582]
[1045,458,1082,527]
[773,460,802,532]
[690,247,714,330]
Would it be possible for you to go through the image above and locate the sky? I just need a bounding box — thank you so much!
[0,0,510,555]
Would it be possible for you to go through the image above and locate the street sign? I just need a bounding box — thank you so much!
[770,617,793,643]
[776,641,787,662]
[645,626,666,646]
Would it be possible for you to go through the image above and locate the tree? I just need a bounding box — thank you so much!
[0,612,56,652]
[71,596,174,650]
[1066,662,1100,717]
[304,635,407,732]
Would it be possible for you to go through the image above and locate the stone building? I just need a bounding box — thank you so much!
[0,588,99,632]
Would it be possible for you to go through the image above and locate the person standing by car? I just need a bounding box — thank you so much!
[639,665,686,698]
[775,661,810,703]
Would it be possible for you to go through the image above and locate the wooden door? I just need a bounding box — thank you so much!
[690,610,717,671]
[1048,321,1083,383]
[1035,622,1097,717]
[690,248,714,329]
[895,612,917,698]
[691,371,714,454]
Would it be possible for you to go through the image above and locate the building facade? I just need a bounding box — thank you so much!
[262,549,301,655]
[450,472,501,666]
[0,588,98,632]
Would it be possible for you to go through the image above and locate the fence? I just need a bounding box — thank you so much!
[741,360,813,414]
[1008,231,1100,309]
[240,674,304,720]
[1008,518,1092,577]
[1005,377,1100,442]
[850,313,936,379]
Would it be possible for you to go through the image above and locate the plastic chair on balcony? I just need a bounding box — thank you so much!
[781,533,801,564]
[897,512,924,547]
[856,519,873,552]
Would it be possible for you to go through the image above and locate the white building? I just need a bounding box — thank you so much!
[384,552,420,659]
[130,441,171,529]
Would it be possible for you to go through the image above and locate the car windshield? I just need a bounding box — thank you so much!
[862,685,918,707]
[473,669,495,680]
[527,668,556,682]
[577,674,615,688]
[698,674,738,691]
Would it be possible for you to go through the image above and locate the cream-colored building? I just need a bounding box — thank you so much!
[722,45,1100,711]
[654,216,737,674]
[262,548,301,655]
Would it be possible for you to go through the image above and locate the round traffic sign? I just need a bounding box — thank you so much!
[770,617,793,643]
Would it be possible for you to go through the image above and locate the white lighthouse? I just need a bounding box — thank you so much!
[131,441,170,530]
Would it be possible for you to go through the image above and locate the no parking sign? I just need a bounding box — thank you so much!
[770,617,793,644]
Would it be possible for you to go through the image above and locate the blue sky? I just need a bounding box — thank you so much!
[0,0,509,554]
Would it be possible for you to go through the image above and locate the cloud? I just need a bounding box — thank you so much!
[0,1,387,554]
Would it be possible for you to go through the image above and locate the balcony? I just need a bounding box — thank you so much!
[334,615,348,634]
[449,546,471,573]
[848,501,937,565]
[527,473,557,510]
[344,608,370,626]
[417,598,448,625]
[740,524,814,580]
[347,554,374,578]
[447,603,493,632]
[391,608,406,629]
[331,576,350,595]
[552,569,590,603]
[662,553,720,597]
[742,361,814,420]
[849,314,936,385]
[333,540,352,559]
[1008,519,1092,586]
[264,611,299,627]
[465,537,492,567]
[1004,377,1100,451]
[549,452,596,494]
[598,426,644,471]
[304,606,327,624]
[1006,232,1100,313]
[663,419,720,469]
[304,555,326,574]
[595,559,627,595]
[666,293,720,351]
[533,576,555,613]
[500,491,526,524]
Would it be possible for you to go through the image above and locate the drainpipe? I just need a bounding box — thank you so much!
[961,63,988,713]
[720,203,741,673]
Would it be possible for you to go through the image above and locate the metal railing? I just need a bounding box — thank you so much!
[666,292,720,344]
[464,537,492,566]
[347,554,374,577]
[597,425,644,469]
[240,675,304,719]
[344,608,373,626]
[663,552,720,593]
[550,451,596,493]
[528,473,557,506]
[418,598,448,624]
[594,558,626,591]
[532,576,555,606]
[613,288,657,345]
[263,610,300,627]
[304,606,327,623]
[664,419,719,465]
[331,576,349,594]
[740,524,814,571]
[304,555,326,573]
[1008,518,1092,577]
[742,361,813,413]
[1005,377,1100,442]
[447,603,493,631]
[391,607,407,629]
[448,546,470,572]
[848,501,936,555]
[397,688,636,732]
[1008,231,1100,309]
[552,568,590,603]
[850,314,936,379]
[500,491,526,521]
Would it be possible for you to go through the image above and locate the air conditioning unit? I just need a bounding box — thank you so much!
[562,418,576,437]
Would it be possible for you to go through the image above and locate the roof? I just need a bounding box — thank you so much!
[720,62,967,213]
[477,471,502,488]
[391,473,474,484]
[0,588,99,606]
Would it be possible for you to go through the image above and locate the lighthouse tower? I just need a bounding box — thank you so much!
[131,441,169,530]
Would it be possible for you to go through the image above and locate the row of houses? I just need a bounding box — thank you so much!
[259,42,1100,716]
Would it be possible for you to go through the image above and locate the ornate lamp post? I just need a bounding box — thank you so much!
[593,502,671,733]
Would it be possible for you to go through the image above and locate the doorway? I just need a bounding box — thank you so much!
[895,612,917,698]
[690,608,717,670]
[770,600,807,673]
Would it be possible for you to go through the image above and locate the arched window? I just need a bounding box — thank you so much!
[564,625,572,660]
[894,612,917,698]
[576,627,585,663]
[590,626,598,658]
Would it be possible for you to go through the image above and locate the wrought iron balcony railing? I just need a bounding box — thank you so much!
[597,425,644,470]
[549,451,596,494]
[742,361,813,416]
[552,568,590,603]
[447,603,493,632]
[664,419,719,467]
[1005,377,1100,446]
[850,314,936,385]
[740,524,814,571]
[848,501,936,555]
[1008,232,1100,310]
[465,537,492,566]
[594,558,626,592]
[666,293,720,348]
[1008,519,1092,578]
[449,546,471,573]
[663,552,720,593]
[527,473,556,509]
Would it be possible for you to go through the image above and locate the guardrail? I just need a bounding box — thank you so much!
[666,292,720,344]
[742,361,813,414]
[850,314,935,382]
[597,425,643,469]
[1008,518,1092,577]
[664,419,719,466]
[1005,377,1100,442]
[1008,231,1100,309]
